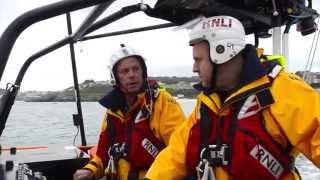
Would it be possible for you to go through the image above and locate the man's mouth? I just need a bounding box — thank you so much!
[127,82,138,87]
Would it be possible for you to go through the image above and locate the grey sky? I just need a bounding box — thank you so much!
[0,0,319,91]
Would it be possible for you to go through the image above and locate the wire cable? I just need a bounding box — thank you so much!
[303,17,320,81]
[73,126,80,146]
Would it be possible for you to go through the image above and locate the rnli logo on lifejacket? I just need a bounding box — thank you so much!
[238,95,260,120]
[142,138,159,158]
[250,145,284,178]
[202,18,232,29]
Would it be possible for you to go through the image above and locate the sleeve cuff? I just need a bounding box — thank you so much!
[83,160,104,179]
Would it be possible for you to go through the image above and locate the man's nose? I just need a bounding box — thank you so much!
[128,69,136,77]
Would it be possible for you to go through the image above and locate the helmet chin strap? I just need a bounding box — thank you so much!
[210,60,218,92]
[212,64,232,102]
[212,62,239,98]
[210,60,235,102]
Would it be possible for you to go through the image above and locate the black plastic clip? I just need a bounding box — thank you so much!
[200,144,229,166]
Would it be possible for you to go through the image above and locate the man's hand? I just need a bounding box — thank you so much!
[73,169,94,180]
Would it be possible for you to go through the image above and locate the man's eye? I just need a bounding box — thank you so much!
[119,69,128,74]
[132,66,139,71]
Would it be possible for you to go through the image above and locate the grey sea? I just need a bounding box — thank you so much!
[0,100,319,179]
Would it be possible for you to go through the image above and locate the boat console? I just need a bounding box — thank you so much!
[0,145,89,180]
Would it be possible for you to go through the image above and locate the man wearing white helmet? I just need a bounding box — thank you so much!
[73,44,185,180]
[146,16,320,179]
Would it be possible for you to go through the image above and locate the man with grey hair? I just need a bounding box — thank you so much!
[74,44,185,180]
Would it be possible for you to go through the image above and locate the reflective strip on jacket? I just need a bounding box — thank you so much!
[146,71,320,180]
[84,89,186,179]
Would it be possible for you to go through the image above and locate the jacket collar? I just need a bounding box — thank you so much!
[198,76,273,116]
[99,87,149,115]
[99,87,127,112]
[223,44,271,104]
[239,44,267,86]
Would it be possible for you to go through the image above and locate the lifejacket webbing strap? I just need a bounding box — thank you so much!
[199,103,230,168]
[107,117,115,148]
[200,104,213,150]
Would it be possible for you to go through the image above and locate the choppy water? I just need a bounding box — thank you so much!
[0,100,319,179]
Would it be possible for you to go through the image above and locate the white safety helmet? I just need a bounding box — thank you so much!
[189,15,246,64]
[108,44,147,85]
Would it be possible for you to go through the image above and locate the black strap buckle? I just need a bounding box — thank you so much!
[108,142,127,160]
[200,144,229,166]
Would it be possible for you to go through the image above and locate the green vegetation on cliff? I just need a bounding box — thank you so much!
[13,72,320,102]
[17,77,199,102]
